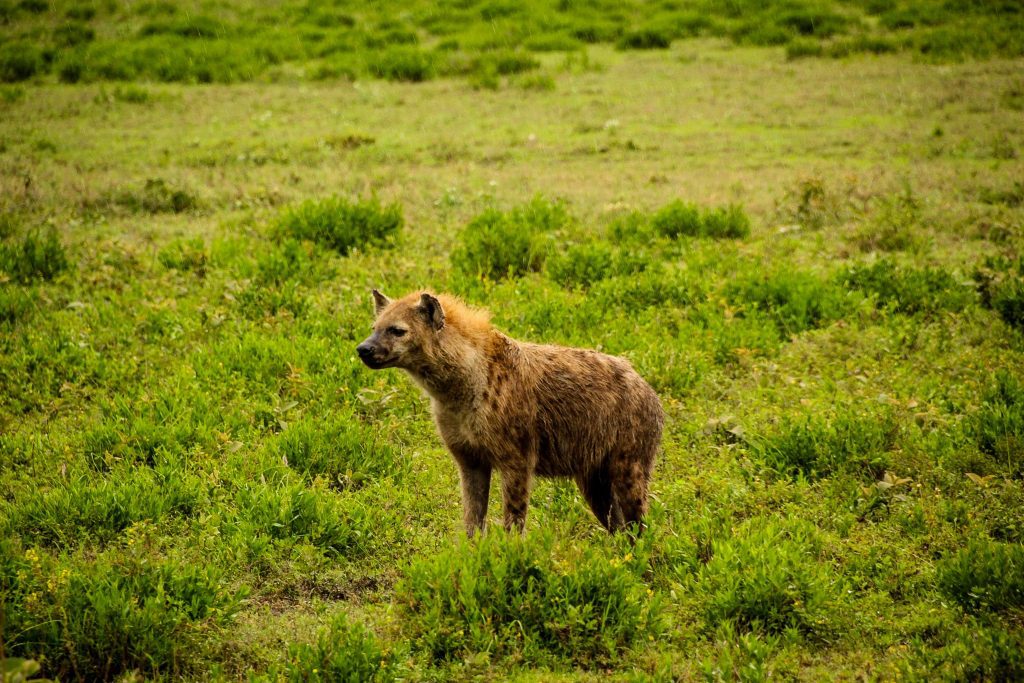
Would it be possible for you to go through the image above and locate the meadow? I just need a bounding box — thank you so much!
[1,1,1024,681]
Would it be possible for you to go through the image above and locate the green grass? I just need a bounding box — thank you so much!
[0,3,1023,680]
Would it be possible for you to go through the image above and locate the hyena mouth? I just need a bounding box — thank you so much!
[360,355,395,370]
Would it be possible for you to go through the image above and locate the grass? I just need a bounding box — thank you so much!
[0,3,1022,681]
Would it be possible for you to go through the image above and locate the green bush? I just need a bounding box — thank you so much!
[546,242,652,289]
[0,542,244,680]
[617,27,672,50]
[276,196,402,256]
[970,371,1024,477]
[451,196,570,280]
[749,410,897,479]
[273,414,406,489]
[398,530,660,665]
[0,229,69,284]
[269,612,394,682]
[937,538,1024,613]
[112,178,198,214]
[724,270,853,336]
[367,47,436,82]
[696,518,838,635]
[839,260,973,314]
[650,201,750,239]
[53,21,96,47]
[0,43,43,83]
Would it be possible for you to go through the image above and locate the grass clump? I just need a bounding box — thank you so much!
[839,260,973,315]
[616,27,673,50]
[0,42,43,83]
[276,196,402,256]
[367,47,436,82]
[398,530,660,666]
[0,229,69,284]
[975,255,1024,333]
[724,270,853,337]
[0,541,245,680]
[262,612,395,682]
[970,371,1024,477]
[696,518,839,636]
[273,414,407,490]
[937,537,1024,613]
[650,201,750,240]
[451,196,570,280]
[749,410,897,480]
[113,178,199,214]
[157,237,207,275]
[546,241,652,289]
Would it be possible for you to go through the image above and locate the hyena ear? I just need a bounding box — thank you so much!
[371,289,391,316]
[418,293,445,330]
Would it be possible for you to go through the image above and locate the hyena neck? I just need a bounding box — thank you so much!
[407,330,512,410]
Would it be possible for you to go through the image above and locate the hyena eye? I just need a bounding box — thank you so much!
[387,326,407,337]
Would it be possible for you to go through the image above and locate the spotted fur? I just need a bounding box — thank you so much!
[357,289,664,535]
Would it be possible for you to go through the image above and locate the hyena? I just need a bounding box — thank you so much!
[356,290,664,535]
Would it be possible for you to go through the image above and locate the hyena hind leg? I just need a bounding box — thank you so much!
[576,466,624,532]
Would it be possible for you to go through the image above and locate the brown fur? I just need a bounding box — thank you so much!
[357,290,664,536]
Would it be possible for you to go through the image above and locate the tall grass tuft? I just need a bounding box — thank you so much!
[276,196,402,256]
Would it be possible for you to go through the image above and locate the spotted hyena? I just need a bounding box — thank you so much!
[357,290,664,535]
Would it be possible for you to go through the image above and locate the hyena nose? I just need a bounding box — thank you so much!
[356,343,374,359]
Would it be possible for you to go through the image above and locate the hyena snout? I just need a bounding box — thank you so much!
[356,337,389,369]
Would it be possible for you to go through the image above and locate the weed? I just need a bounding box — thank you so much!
[839,260,973,314]
[275,196,402,256]
[451,196,570,280]
[937,537,1024,613]
[749,409,897,479]
[398,530,660,665]
[273,414,407,489]
[263,612,394,682]
[696,518,839,636]
[650,201,750,240]
[856,188,922,253]
[970,371,1024,477]
[777,177,846,230]
[0,229,69,284]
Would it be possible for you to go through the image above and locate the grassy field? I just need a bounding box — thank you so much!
[2,2,1024,681]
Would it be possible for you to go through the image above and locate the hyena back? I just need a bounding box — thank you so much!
[356,289,664,535]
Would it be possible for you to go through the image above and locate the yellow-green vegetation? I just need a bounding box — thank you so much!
[2,1,1024,680]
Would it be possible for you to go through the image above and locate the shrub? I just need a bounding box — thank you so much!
[992,277,1024,332]
[970,371,1024,477]
[0,229,69,284]
[451,196,570,280]
[113,178,198,214]
[650,201,750,239]
[0,43,43,83]
[0,542,244,680]
[787,38,824,59]
[856,189,922,253]
[157,237,207,275]
[53,21,96,47]
[276,196,402,256]
[397,530,660,665]
[749,410,897,479]
[475,49,539,75]
[696,518,838,635]
[269,612,394,682]
[617,27,672,50]
[546,242,652,289]
[367,47,436,82]
[839,260,973,314]
[273,414,406,489]
[231,480,372,557]
[724,270,853,337]
[937,538,1024,613]
[0,286,37,325]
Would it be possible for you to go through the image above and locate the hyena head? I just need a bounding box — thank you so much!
[356,289,445,370]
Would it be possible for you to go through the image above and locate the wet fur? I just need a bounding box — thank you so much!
[358,290,664,535]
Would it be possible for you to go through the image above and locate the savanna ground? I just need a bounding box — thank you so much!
[2,1,1024,681]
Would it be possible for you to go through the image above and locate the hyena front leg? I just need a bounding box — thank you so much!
[457,460,492,537]
[499,465,532,534]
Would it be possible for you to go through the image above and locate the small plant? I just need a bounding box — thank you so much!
[937,537,1024,613]
[696,518,839,636]
[113,178,198,214]
[725,270,852,337]
[157,237,207,275]
[650,201,750,240]
[398,530,660,665]
[0,229,69,284]
[839,260,973,315]
[367,47,436,82]
[273,414,406,489]
[778,177,845,230]
[269,612,394,682]
[856,188,922,253]
[451,196,570,280]
[970,371,1024,477]
[546,242,651,289]
[749,410,897,480]
[0,43,43,83]
[276,196,402,256]
[616,27,672,50]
